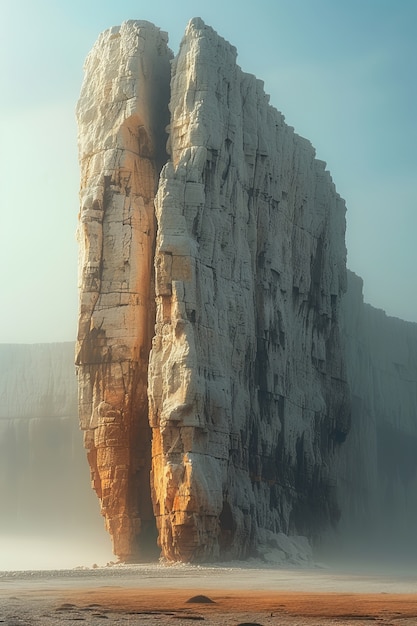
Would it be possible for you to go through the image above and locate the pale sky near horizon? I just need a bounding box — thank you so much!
[1,0,416,343]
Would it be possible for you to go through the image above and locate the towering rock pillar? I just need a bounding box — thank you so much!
[76,21,172,560]
[77,18,350,563]
[148,19,350,561]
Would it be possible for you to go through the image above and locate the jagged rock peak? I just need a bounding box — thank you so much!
[184,17,238,57]
[76,18,350,563]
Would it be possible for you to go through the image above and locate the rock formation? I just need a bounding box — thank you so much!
[76,21,172,561]
[76,17,417,564]
[76,18,350,562]
[336,271,417,554]
[3,320,415,566]
[147,19,350,561]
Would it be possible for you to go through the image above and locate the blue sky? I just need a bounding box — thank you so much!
[1,0,416,342]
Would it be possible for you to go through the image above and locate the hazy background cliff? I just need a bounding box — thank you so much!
[0,343,112,569]
[145,18,351,561]
[334,271,417,562]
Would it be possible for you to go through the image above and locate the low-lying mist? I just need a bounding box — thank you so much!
[0,534,113,571]
[0,350,114,572]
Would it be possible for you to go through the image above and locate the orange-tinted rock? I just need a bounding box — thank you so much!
[75,21,172,561]
[77,18,350,563]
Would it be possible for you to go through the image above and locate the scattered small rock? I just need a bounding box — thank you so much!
[185,595,215,604]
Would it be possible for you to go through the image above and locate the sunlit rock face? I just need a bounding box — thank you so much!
[77,18,350,562]
[337,271,417,551]
[148,18,350,562]
[75,21,172,561]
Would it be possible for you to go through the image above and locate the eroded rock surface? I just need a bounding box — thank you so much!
[148,18,350,561]
[77,18,350,562]
[76,21,172,561]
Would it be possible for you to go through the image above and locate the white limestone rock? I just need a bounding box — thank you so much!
[148,18,350,562]
[77,17,417,566]
[256,528,313,565]
[76,20,172,561]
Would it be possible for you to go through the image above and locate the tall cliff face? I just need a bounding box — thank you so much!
[76,21,172,561]
[148,19,350,561]
[76,18,350,562]
[337,271,417,551]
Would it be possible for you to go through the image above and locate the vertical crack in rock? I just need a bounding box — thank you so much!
[76,21,172,561]
[77,17,351,563]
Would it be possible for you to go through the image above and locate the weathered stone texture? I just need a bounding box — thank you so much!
[77,17,351,563]
[147,19,350,561]
[75,21,172,561]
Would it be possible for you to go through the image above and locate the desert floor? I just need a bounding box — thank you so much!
[1,563,417,625]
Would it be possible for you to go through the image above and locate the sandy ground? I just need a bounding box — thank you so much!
[1,563,417,625]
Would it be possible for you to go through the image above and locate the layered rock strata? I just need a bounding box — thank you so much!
[77,18,350,562]
[76,21,172,560]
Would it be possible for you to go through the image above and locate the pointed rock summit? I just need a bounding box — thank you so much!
[76,18,350,562]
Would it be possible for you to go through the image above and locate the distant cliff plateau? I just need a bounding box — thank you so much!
[72,18,417,562]
[0,343,112,568]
